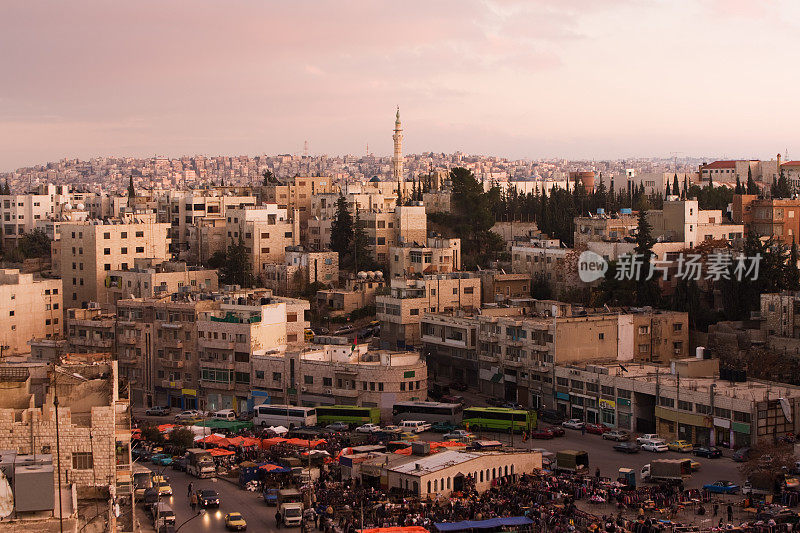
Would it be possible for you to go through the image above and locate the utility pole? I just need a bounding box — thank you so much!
[54,379,64,533]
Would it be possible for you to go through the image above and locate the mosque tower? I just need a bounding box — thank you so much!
[392,107,404,200]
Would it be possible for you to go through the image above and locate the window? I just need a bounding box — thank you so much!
[601,385,614,396]
[598,333,604,340]
[673,323,683,332]
[304,375,313,385]
[103,248,110,255]
[121,247,127,254]
[464,287,474,294]
[696,404,712,415]
[410,309,419,316]
[272,372,282,382]
[135,231,144,238]
[103,232,110,239]
[136,246,144,253]
[323,377,332,387]
[72,452,93,470]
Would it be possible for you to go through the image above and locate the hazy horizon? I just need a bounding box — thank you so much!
[2,0,799,171]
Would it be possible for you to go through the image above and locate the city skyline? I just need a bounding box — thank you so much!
[2,0,800,171]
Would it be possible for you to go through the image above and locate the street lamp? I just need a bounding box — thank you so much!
[175,509,205,533]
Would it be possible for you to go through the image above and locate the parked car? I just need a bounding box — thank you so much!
[382,425,403,434]
[398,431,419,442]
[703,481,740,494]
[224,513,247,531]
[431,422,458,433]
[636,434,661,445]
[690,460,702,471]
[613,442,640,454]
[562,419,585,430]
[693,446,722,458]
[196,489,220,508]
[602,430,630,441]
[667,440,693,452]
[444,430,475,441]
[502,402,523,410]
[640,440,669,453]
[151,454,173,466]
[174,410,203,421]
[171,457,187,471]
[441,395,465,405]
[732,447,751,462]
[325,422,349,432]
[547,426,565,437]
[146,406,170,416]
[585,423,609,435]
[355,423,381,434]
[530,429,555,440]
[450,382,468,392]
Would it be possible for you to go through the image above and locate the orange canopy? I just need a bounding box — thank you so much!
[197,434,226,445]
[209,448,235,456]
[261,437,289,449]
[394,447,412,455]
[286,438,326,448]
[157,424,176,432]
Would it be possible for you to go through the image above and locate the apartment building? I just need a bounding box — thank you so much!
[66,307,116,353]
[106,260,218,305]
[696,159,782,185]
[573,211,638,247]
[59,220,171,311]
[422,191,451,214]
[545,359,800,448]
[226,205,300,278]
[760,292,800,337]
[362,205,427,264]
[316,272,386,316]
[421,305,687,406]
[732,195,800,246]
[376,272,481,349]
[261,176,337,240]
[511,241,580,292]
[0,269,62,355]
[477,270,531,304]
[389,237,461,279]
[647,199,744,248]
[0,360,132,530]
[197,291,310,411]
[262,248,339,295]
[251,344,427,421]
[160,190,257,259]
[619,172,696,197]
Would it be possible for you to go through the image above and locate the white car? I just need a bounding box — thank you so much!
[562,419,585,430]
[641,440,669,452]
[444,430,475,440]
[174,410,203,421]
[355,423,381,434]
[636,434,661,445]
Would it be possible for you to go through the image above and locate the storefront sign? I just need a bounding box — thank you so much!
[713,417,731,429]
[181,388,197,396]
[599,399,616,410]
[617,398,631,406]
[555,392,570,401]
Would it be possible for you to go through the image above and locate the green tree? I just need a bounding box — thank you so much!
[351,207,373,272]
[18,229,51,259]
[788,240,800,291]
[735,175,743,194]
[330,195,353,256]
[169,427,195,451]
[634,209,660,306]
[206,250,227,269]
[1,180,10,195]
[262,169,277,185]
[775,170,791,198]
[672,174,680,198]
[747,167,759,195]
[127,176,135,199]
[220,236,253,287]
[665,180,672,196]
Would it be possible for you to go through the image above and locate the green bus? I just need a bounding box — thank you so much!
[316,405,380,425]
[462,407,535,433]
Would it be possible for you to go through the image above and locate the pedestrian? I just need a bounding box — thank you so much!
[713,503,719,516]
[190,492,197,512]
[727,504,733,522]
[581,425,586,436]
[595,467,600,480]
[276,510,282,529]
[187,482,193,497]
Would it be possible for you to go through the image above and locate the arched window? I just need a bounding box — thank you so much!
[427,480,431,493]
[434,479,438,492]
[413,481,418,494]
[447,477,451,490]
[492,468,496,479]
[504,465,509,476]
[511,464,515,475]
[405,479,409,490]
[479,470,483,482]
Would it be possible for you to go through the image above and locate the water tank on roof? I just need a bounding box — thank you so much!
[597,208,605,215]
[374,271,384,278]
[76,203,85,211]
[357,271,367,279]
[237,297,245,305]
[620,208,632,215]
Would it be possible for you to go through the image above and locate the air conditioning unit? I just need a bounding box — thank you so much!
[324,389,332,395]
[301,387,307,392]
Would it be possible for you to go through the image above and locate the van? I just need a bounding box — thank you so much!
[400,420,431,433]
[153,503,175,528]
[213,409,236,420]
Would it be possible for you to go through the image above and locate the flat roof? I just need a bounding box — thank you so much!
[390,450,480,475]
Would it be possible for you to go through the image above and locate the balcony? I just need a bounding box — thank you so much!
[199,358,234,369]
[332,388,359,398]
[200,339,235,350]
[118,355,138,365]
[161,379,183,389]
[161,359,185,369]
[119,336,137,346]
[478,353,499,363]
[117,320,138,328]
[162,322,183,330]
[200,379,234,390]
[163,339,184,349]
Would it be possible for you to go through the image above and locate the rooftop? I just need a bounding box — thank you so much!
[390,450,480,475]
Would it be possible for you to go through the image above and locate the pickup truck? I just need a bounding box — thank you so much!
[278,489,304,527]
[641,459,692,484]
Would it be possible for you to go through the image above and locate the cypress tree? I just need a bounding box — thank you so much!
[747,167,758,195]
[127,176,135,198]
[735,175,743,194]
[673,174,679,198]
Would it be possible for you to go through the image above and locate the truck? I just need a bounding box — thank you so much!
[278,488,304,527]
[555,450,589,474]
[185,448,215,478]
[133,463,154,499]
[743,472,779,496]
[641,459,692,484]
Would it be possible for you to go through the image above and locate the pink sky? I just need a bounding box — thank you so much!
[0,0,797,170]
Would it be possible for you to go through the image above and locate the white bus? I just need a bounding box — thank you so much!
[392,401,463,425]
[254,404,317,428]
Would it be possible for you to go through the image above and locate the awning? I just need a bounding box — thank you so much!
[360,528,429,533]
[490,373,503,383]
[209,448,235,457]
[433,517,533,532]
[260,463,290,473]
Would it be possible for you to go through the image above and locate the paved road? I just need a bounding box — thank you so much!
[427,424,746,489]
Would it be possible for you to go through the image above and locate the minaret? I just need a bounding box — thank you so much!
[392,106,404,201]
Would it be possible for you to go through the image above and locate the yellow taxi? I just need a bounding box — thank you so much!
[225,512,247,531]
[152,475,173,496]
[667,440,693,452]
[690,460,701,471]
[398,431,420,442]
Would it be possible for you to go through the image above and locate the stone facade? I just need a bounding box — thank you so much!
[0,269,63,355]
